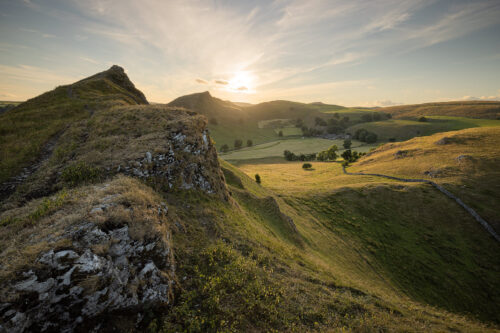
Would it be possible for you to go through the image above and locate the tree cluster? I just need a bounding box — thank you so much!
[284,150,316,161]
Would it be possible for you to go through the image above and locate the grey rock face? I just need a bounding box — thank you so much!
[0,221,174,332]
[118,129,228,199]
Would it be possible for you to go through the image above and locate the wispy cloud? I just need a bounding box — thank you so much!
[79,56,100,64]
[20,28,56,38]
[2,0,500,104]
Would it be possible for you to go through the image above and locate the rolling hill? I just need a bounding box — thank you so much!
[380,101,500,120]
[1,66,498,331]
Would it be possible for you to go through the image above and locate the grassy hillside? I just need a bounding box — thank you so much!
[168,91,247,124]
[351,126,500,231]
[0,65,147,185]
[347,116,500,141]
[380,101,500,119]
[237,151,500,324]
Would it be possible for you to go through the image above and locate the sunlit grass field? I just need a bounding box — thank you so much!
[238,161,395,194]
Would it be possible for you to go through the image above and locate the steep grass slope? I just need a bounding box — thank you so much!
[352,127,500,231]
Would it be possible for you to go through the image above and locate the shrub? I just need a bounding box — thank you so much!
[220,144,229,153]
[234,139,243,150]
[418,116,427,122]
[255,174,261,184]
[247,139,253,147]
[209,117,218,125]
[61,162,101,186]
[388,137,396,142]
[302,163,312,169]
[278,130,283,137]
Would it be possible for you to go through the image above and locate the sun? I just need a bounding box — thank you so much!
[226,71,255,93]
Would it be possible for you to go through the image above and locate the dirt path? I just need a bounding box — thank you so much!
[342,165,500,243]
[0,133,62,203]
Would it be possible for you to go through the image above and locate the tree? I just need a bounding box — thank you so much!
[372,113,382,121]
[325,145,338,160]
[418,116,427,122]
[302,163,312,169]
[341,149,352,161]
[278,130,283,137]
[364,132,378,143]
[334,113,340,119]
[295,118,304,128]
[220,144,229,153]
[247,139,253,147]
[234,139,243,149]
[209,117,218,125]
[255,174,261,184]
[343,138,352,149]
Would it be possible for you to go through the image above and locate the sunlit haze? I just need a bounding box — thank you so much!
[1,0,500,106]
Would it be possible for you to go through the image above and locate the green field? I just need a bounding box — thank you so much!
[346,116,500,141]
[209,122,278,150]
[220,137,375,164]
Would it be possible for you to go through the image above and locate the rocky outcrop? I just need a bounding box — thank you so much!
[0,181,175,332]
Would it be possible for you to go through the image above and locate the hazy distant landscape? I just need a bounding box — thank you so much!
[1,1,500,332]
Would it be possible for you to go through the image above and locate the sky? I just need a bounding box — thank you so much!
[1,0,500,106]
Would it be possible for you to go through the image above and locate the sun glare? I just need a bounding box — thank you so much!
[226,71,255,93]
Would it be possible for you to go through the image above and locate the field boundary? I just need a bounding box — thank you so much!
[342,165,500,242]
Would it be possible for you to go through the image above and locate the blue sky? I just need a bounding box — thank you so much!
[1,0,500,106]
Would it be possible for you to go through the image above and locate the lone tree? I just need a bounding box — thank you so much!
[302,163,312,169]
[255,174,261,184]
[234,139,243,150]
[278,130,283,137]
[220,144,229,153]
[343,138,352,150]
[247,139,253,147]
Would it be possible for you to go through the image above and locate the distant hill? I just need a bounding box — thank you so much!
[380,101,500,119]
[168,91,247,123]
